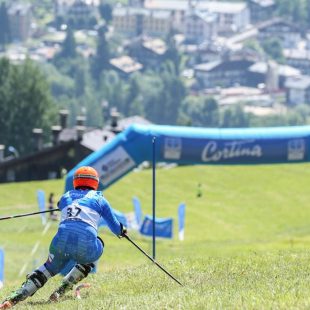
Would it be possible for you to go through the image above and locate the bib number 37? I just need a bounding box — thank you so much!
[67,205,82,218]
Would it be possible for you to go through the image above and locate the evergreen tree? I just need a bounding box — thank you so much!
[125,75,140,115]
[59,27,77,58]
[203,97,219,127]
[99,2,113,24]
[262,37,285,63]
[165,30,182,75]
[0,2,10,48]
[91,28,110,81]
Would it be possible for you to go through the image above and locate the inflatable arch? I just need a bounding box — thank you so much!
[65,124,310,191]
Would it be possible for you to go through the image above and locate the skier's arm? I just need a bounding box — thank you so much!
[99,198,125,237]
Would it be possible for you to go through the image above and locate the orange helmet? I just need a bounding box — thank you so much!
[73,166,99,190]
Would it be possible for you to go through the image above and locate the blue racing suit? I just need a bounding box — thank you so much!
[45,189,122,275]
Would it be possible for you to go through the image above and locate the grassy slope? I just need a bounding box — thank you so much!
[0,164,310,309]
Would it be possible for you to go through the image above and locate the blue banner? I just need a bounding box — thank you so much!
[132,196,143,227]
[37,190,46,225]
[139,215,173,239]
[165,137,308,164]
[0,248,4,288]
[65,124,310,191]
[178,203,186,241]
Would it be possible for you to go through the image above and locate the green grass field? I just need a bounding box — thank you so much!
[0,164,310,309]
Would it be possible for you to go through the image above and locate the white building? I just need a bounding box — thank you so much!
[184,10,217,44]
[112,7,172,37]
[285,75,310,105]
[144,0,250,34]
[54,0,98,21]
[8,3,32,42]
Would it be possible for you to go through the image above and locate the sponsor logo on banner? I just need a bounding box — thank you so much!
[164,137,182,160]
[202,140,262,162]
[287,139,305,161]
[94,147,136,186]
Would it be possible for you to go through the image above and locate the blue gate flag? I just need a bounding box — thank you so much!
[37,190,46,225]
[139,215,173,239]
[0,248,4,288]
[132,196,143,227]
[178,203,186,241]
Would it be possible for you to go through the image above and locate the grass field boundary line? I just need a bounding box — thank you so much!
[17,225,26,234]
[17,222,52,277]
[18,241,40,277]
[30,241,40,256]
[18,262,28,277]
[42,222,51,236]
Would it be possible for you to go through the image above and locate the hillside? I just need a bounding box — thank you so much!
[0,164,310,309]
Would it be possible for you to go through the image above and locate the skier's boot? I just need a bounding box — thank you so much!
[1,268,50,308]
[49,263,94,302]
[49,280,73,302]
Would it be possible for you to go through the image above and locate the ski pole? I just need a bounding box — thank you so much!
[123,234,183,286]
[0,209,60,221]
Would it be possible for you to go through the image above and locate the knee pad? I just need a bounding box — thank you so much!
[21,269,50,297]
[76,263,95,277]
[27,270,49,289]
[64,263,95,284]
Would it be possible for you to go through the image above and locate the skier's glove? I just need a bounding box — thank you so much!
[119,223,127,238]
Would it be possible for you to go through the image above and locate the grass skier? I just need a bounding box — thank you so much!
[0,166,127,309]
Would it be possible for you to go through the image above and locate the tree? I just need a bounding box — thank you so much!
[125,74,140,116]
[178,96,219,127]
[165,30,183,75]
[262,37,285,63]
[99,2,113,24]
[220,105,249,128]
[91,28,110,81]
[203,97,219,127]
[99,70,128,113]
[276,0,306,25]
[0,58,56,155]
[0,2,10,48]
[58,27,77,58]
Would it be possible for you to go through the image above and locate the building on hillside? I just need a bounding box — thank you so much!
[126,36,167,68]
[54,0,98,29]
[247,61,301,89]
[144,0,250,35]
[194,58,255,89]
[248,0,276,24]
[184,9,217,44]
[195,43,223,64]
[8,2,32,42]
[0,109,151,183]
[109,56,143,77]
[285,75,310,105]
[257,18,302,49]
[112,7,173,37]
[128,0,145,7]
[284,49,310,76]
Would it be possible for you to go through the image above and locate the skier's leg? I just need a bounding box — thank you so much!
[49,262,95,301]
[49,236,104,301]
[0,264,52,308]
